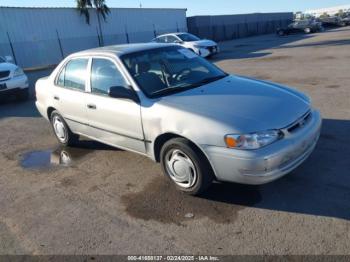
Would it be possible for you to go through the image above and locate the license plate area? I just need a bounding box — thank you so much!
[0,83,7,90]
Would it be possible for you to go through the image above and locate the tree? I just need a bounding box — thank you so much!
[76,0,110,46]
[319,12,329,19]
[336,9,345,18]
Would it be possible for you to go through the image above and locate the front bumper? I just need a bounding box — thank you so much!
[196,45,220,57]
[0,74,29,96]
[202,109,322,185]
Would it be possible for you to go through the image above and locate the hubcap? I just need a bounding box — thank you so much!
[165,149,197,189]
[53,116,67,143]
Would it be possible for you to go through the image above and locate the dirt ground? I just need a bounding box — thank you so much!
[0,27,350,255]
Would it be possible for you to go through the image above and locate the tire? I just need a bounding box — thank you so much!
[304,28,311,34]
[160,137,214,195]
[50,110,79,146]
[277,30,285,36]
[16,88,29,101]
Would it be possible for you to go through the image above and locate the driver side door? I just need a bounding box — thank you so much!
[85,57,146,154]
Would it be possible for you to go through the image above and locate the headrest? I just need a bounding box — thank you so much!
[137,62,151,74]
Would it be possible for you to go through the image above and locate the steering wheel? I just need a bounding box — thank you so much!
[174,68,192,81]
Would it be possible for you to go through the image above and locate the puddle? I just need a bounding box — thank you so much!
[122,178,261,225]
[20,146,92,169]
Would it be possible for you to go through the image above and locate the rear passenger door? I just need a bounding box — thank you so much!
[85,57,146,153]
[53,57,90,134]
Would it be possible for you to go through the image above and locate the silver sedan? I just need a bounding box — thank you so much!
[35,43,322,195]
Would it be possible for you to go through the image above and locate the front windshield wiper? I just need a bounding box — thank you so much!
[193,74,228,86]
[151,74,228,97]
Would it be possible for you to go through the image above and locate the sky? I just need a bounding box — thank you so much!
[0,0,350,16]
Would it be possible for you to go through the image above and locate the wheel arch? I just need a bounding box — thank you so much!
[153,132,218,179]
[47,106,56,120]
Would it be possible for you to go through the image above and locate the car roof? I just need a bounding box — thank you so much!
[72,43,176,57]
[156,32,189,38]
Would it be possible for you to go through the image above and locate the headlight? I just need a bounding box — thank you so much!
[225,130,283,150]
[194,45,204,49]
[13,67,24,77]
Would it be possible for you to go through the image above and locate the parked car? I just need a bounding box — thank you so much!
[341,15,350,25]
[318,16,346,27]
[0,56,29,101]
[152,32,219,58]
[35,44,322,195]
[277,20,323,36]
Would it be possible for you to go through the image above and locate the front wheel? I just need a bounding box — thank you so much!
[50,110,79,146]
[160,138,214,195]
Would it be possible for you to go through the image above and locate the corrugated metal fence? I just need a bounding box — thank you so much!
[187,12,293,42]
[0,7,187,69]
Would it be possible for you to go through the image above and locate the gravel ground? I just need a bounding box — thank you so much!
[0,27,350,255]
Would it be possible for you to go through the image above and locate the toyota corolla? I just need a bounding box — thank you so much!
[35,43,322,195]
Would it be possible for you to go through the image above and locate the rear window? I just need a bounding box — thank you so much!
[57,58,88,91]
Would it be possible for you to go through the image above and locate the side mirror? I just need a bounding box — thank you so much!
[5,56,13,63]
[108,86,139,103]
[174,39,183,44]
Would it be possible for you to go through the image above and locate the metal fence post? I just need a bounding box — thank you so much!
[6,32,17,65]
[56,29,64,59]
[125,25,130,44]
[153,24,157,38]
[96,26,102,47]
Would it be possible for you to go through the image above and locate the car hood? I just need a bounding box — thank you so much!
[157,75,310,133]
[0,62,17,71]
[191,39,217,47]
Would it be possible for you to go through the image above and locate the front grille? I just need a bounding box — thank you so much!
[286,111,312,133]
[0,70,10,79]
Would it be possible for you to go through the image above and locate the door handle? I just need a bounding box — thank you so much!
[87,104,97,110]
[54,95,60,101]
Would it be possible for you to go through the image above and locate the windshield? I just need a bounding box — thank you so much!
[121,46,227,98]
[177,33,200,42]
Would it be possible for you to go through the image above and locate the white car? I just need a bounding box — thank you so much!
[0,56,29,101]
[153,32,219,58]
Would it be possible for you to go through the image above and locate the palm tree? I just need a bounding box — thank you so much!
[76,0,110,46]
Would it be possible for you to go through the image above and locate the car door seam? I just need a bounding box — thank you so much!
[64,117,152,143]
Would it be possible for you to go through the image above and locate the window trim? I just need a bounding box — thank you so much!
[54,56,90,93]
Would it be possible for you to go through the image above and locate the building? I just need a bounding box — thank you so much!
[305,5,350,17]
[0,7,187,68]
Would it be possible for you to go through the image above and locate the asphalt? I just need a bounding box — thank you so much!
[0,27,350,255]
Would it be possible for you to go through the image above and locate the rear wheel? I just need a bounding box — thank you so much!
[304,27,311,34]
[50,110,79,146]
[277,30,285,36]
[160,137,214,195]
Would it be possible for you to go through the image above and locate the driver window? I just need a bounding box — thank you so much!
[90,58,127,96]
